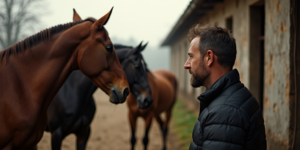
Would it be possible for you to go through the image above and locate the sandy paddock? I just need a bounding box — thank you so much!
[37,89,182,150]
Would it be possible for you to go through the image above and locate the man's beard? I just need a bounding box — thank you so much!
[189,63,209,88]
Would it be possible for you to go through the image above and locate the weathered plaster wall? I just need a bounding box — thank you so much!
[264,0,291,149]
[171,37,188,92]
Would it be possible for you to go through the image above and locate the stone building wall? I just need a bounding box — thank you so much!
[264,0,291,149]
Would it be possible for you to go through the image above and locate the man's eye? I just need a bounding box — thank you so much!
[105,45,113,53]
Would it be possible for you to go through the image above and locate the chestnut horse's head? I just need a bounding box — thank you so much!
[73,8,129,104]
[115,42,153,109]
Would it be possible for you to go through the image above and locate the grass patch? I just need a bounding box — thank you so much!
[172,98,198,150]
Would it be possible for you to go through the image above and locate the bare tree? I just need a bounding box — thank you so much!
[0,0,44,49]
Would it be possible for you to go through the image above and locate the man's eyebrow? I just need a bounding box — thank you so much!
[188,52,193,56]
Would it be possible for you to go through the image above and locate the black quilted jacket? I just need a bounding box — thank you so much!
[189,69,266,150]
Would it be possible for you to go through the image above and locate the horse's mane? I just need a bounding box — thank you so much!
[1,19,94,60]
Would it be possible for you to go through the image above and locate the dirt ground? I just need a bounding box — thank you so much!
[37,89,183,150]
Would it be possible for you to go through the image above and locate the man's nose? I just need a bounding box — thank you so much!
[184,60,190,69]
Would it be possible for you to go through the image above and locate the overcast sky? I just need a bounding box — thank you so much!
[40,0,190,47]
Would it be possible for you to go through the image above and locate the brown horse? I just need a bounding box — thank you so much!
[0,8,129,150]
[126,49,177,150]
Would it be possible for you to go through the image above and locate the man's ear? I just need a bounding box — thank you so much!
[206,50,214,67]
[73,8,82,21]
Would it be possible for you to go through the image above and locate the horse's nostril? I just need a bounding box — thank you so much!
[123,87,129,100]
[144,98,149,103]
[110,88,119,104]
[144,97,153,107]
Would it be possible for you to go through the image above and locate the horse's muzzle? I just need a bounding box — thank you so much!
[110,87,129,104]
[137,96,153,109]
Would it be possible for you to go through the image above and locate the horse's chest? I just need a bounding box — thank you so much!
[134,107,153,117]
[10,111,48,148]
[0,121,46,149]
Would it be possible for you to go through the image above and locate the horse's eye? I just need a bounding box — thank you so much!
[105,45,113,53]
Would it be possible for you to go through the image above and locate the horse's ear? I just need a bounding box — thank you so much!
[93,7,113,30]
[140,42,148,52]
[73,8,82,21]
[133,41,143,54]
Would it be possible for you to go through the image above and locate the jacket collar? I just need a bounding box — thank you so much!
[197,69,240,105]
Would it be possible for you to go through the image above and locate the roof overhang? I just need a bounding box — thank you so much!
[161,0,224,46]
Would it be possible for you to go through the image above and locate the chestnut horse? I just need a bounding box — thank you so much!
[0,8,129,149]
[125,47,177,150]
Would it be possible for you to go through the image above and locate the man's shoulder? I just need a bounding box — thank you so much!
[201,93,260,130]
[207,82,260,119]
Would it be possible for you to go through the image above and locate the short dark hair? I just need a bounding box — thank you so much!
[188,24,236,69]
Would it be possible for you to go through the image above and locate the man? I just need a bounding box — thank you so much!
[184,24,266,150]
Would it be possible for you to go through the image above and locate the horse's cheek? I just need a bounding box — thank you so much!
[79,48,106,77]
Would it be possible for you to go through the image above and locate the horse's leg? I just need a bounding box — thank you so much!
[161,110,172,150]
[129,112,137,150]
[76,126,91,150]
[155,114,167,150]
[143,114,153,150]
[155,114,164,129]
[51,127,65,150]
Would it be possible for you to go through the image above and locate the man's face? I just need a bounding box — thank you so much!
[184,36,209,87]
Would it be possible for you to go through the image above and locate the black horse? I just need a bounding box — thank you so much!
[45,42,153,150]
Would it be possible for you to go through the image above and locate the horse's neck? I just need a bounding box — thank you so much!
[0,33,79,108]
[147,71,159,98]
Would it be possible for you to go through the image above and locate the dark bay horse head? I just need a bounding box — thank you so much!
[72,9,129,104]
[115,42,153,109]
